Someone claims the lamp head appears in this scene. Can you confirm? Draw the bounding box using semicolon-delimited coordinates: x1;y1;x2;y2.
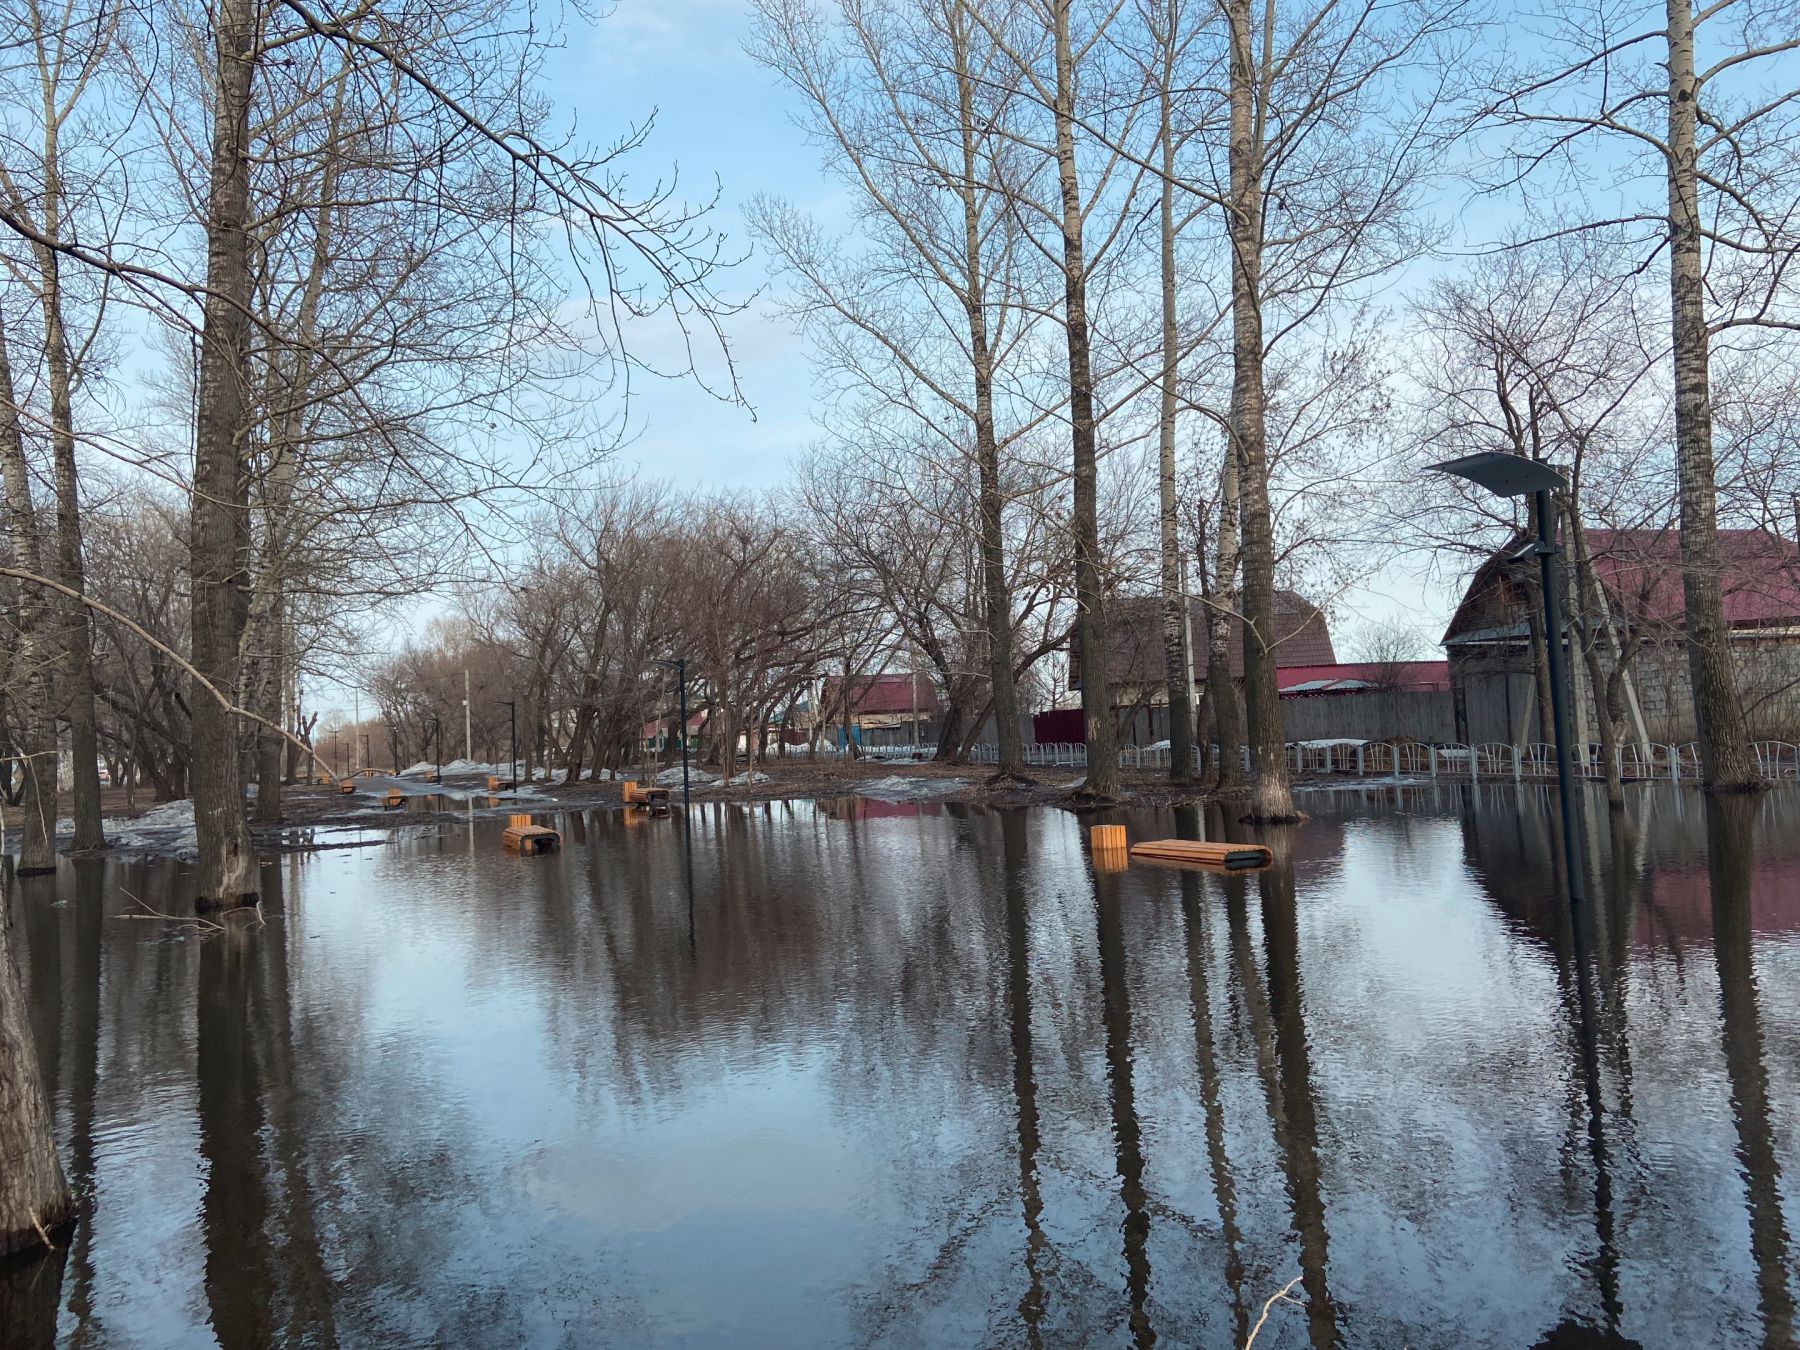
1428;451;1568;498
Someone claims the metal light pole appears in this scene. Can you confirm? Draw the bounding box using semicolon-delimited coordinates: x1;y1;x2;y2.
1430;451;1584;901
656;658;691;808
495;700;517;785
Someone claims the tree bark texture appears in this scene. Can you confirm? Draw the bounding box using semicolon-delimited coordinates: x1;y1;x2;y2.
1226;0;1295;819
32;234;104;852
1665;0;1760;791
0;874;73;1257
954;17;1026;781
189;0;262;903
1206;449;1245;790
0;327;59;875
1156;30;1195;782
1051;0;1117;796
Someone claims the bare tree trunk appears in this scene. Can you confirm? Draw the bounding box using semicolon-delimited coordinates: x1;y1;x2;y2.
1051;0;1117;797
1206;449;1245;791
0;868;73;1256
1226;0;1295;820
1665;0;1760;792
34;245;104;852
253;603;284;823
951;13;1026;782
189;0;261;905
1566;502;1623;805
1156;24;1195;783
0;328;59;875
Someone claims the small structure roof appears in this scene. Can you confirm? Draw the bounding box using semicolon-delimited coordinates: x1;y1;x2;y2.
1444;526;1800;644
821;672;938;715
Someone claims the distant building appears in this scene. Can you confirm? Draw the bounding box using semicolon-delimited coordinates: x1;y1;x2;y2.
820;673;939;748
1442;527;1800;743
1069;591;1336;743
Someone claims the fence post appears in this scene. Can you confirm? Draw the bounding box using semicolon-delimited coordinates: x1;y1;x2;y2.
1429;746;1437;776
1670;745;1679;783
1356;745;1365;775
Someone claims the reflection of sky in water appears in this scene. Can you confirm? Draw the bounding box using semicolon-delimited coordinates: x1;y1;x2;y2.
4;785;1797;1348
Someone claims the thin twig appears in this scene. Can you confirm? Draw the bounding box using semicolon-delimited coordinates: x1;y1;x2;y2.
116;886;226;934
1243;1277;1304;1349
30;1210;59;1254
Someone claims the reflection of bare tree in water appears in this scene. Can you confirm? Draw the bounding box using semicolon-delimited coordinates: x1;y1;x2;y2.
1000;811;1048;1347
1705;797;1795;1350
60;858;103;1347
1254;828;1339;1349
1092;846;1156;1348
1172;805;1250;1347
196;861;338;1349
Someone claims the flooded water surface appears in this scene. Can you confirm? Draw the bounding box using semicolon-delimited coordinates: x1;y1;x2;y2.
4;787;1798;1348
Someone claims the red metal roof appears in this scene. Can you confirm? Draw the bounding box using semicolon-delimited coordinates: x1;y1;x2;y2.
1582;528;1800;627
822;673;938;716
1277;661;1450;694
1447;527;1800;643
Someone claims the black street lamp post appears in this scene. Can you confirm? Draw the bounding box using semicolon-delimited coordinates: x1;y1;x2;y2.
655;658;691;808
494;700;517;787
1430;451;1584;901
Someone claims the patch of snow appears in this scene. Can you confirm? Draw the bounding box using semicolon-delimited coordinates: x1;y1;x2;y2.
1296;738;1369;749
656;766;719;787
101;798;199;858
714;770;773;786
858;775;966;801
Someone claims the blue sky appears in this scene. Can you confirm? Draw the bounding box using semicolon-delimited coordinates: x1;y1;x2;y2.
545;0;828;488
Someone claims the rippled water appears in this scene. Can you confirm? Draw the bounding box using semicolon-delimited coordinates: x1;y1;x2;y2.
3;786;1797;1348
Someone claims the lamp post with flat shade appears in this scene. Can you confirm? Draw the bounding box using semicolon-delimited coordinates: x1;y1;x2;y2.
1429;451;1584;902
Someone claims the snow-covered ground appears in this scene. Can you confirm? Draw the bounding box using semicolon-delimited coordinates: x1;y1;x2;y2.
857;775;967;801
55;798;201;859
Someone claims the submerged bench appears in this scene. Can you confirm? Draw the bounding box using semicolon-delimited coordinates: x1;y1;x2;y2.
502;814;560;854
1129;839;1274;870
622;780;671;807
382;788;405;810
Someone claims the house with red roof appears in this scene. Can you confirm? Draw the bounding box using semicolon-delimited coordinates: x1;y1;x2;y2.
819;672;938;748
1442;526;1800;743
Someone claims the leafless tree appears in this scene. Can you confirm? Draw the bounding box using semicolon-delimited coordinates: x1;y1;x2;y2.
1477;0;1800;789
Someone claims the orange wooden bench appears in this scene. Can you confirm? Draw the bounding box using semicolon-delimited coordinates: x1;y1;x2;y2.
622;780;671;806
382;788;405;810
502;814;560;853
337;778;356;794
487;774;517;791
1128;839;1273;870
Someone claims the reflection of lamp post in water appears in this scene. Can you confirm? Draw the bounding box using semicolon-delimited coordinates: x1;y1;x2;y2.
1428;451;1584;902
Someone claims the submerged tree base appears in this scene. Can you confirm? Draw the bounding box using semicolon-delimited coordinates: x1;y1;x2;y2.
193;892;260;914
1238;809;1309;825
985;770;1036;789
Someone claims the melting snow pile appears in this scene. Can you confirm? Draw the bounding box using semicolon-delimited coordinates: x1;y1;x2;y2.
102;799;200;858
857;775;965;801
655;766;720;787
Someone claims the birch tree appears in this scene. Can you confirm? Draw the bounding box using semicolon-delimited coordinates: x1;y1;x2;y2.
1481;0;1800;789
1208;0;1464;819
0;0;121;852
748;0;1054;780
0;320;58;873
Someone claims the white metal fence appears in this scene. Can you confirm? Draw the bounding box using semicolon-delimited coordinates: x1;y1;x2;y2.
969;739;1800;782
